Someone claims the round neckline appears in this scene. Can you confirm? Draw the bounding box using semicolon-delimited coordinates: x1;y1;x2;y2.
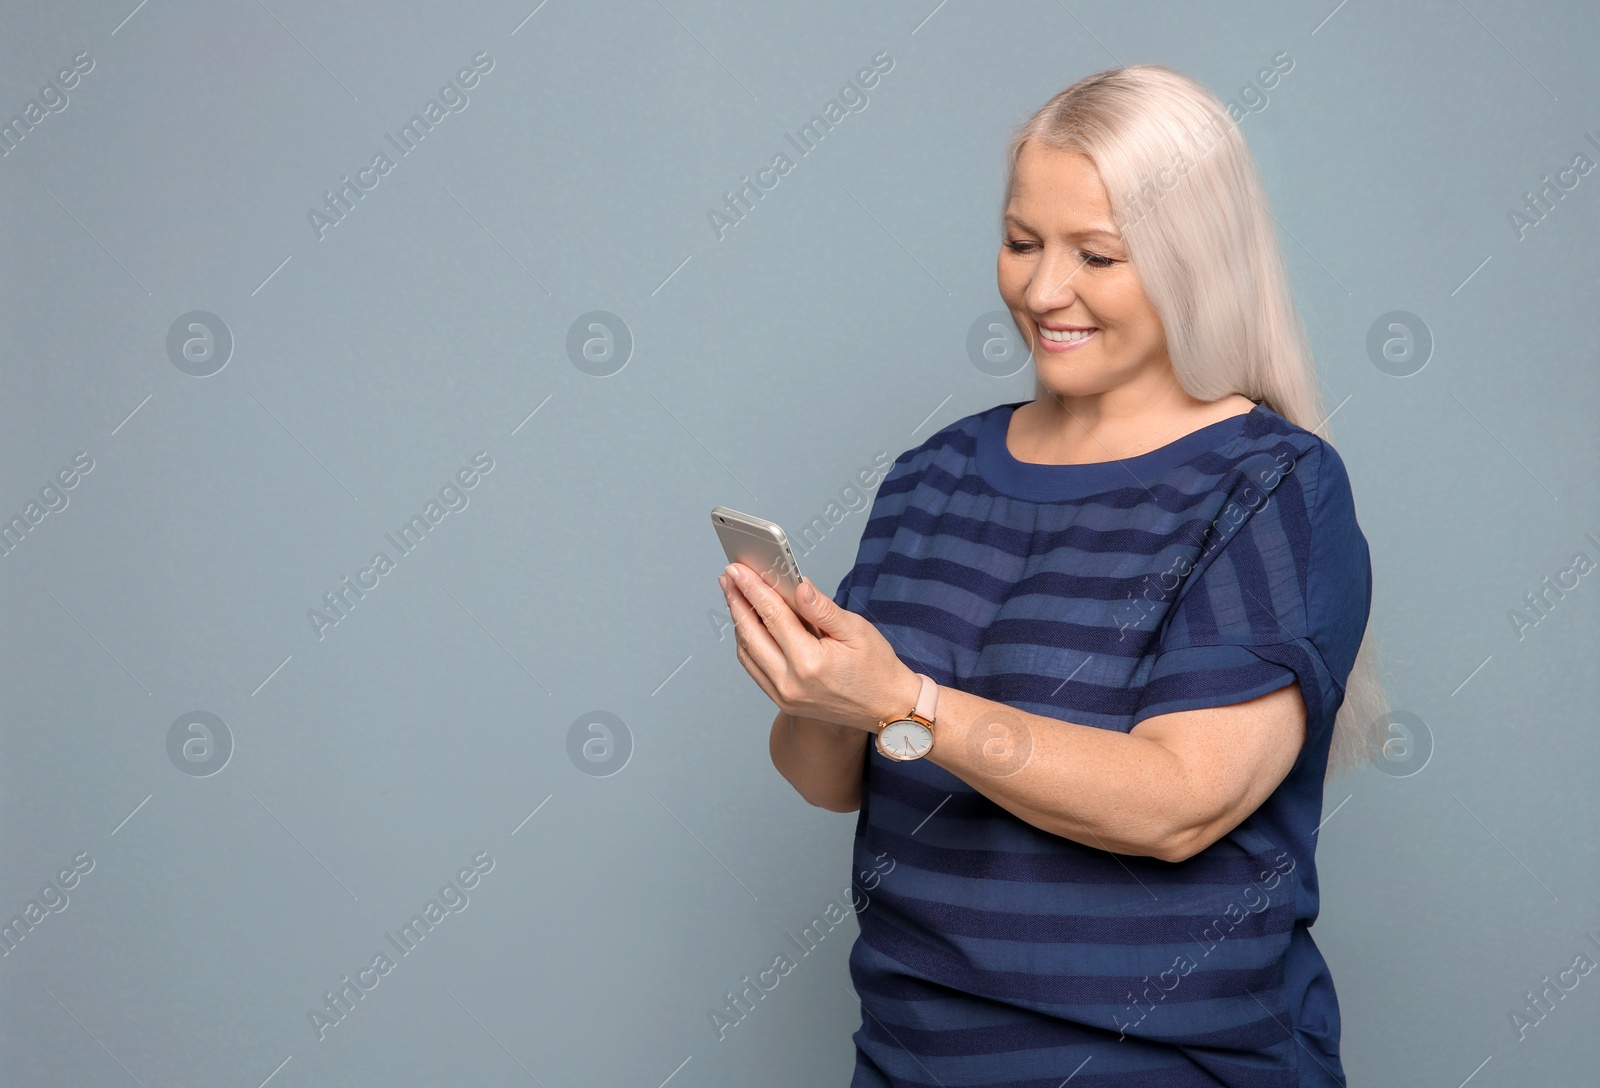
975;400;1262;502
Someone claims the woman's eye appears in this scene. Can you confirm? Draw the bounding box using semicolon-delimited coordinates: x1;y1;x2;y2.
1004;240;1037;254
1081;252;1115;268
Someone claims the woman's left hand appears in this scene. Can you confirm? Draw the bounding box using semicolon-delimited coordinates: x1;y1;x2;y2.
719;563;919;733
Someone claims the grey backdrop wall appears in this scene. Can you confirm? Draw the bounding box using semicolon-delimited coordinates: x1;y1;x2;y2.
3;1;1597;1085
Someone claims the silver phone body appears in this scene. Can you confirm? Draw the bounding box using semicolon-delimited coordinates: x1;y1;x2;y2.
710;506;822;636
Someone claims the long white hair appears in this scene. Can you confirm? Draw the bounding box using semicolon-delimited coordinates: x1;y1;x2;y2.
1001;64;1389;781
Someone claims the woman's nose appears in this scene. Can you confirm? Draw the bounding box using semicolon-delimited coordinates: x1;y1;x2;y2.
1027;252;1082;312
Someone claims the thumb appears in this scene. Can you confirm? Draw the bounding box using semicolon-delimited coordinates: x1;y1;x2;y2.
796;576;853;638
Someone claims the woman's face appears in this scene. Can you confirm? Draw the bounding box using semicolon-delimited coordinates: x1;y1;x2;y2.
997;141;1170;399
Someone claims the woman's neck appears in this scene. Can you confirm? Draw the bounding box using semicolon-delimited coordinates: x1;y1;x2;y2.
1009;388;1256;466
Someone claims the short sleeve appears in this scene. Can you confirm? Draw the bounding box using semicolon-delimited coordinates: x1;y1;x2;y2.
1131;441;1371;734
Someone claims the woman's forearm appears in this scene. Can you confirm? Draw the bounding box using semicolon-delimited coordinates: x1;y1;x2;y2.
769;710;869;812
922;685;1187;857
922;683;1302;862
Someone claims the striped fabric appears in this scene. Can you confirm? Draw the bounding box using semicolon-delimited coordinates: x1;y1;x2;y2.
832;399;1371;1087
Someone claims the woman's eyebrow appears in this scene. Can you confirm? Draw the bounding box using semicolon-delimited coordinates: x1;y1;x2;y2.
1002;214;1122;242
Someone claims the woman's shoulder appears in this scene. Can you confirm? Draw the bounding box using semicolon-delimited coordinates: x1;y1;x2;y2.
1219;401;1357;515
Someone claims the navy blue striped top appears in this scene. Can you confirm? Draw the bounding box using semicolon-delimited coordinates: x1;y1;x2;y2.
833;399;1370;1088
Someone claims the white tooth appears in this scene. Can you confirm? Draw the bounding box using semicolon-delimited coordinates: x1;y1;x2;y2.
1040;327;1094;342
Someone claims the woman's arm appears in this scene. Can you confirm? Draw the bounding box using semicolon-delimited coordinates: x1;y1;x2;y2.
722;562;1305;863
921;681;1304;862
768;710;869;812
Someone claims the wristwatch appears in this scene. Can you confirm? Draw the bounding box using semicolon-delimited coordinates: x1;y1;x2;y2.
875;673;939;761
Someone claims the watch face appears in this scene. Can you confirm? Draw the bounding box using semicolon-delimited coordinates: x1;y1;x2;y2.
878;719;934;761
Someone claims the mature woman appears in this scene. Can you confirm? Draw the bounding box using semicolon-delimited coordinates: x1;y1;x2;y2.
718;64;1385;1087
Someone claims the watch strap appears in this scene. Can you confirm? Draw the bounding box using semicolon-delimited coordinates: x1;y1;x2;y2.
912;673;938;723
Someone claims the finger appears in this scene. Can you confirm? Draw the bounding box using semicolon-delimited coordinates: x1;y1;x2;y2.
794;575;850;639
723;568;783;663
723;580;785;706
727;562;809;666
723;571;794;701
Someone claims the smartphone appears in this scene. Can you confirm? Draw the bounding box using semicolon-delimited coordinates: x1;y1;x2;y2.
710;506;823;637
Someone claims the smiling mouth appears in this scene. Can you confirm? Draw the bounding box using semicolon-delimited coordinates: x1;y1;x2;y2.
1037;324;1097;344
1036;323;1100;352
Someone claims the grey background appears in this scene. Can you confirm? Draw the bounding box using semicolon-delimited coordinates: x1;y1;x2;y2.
2;1;1596;1085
